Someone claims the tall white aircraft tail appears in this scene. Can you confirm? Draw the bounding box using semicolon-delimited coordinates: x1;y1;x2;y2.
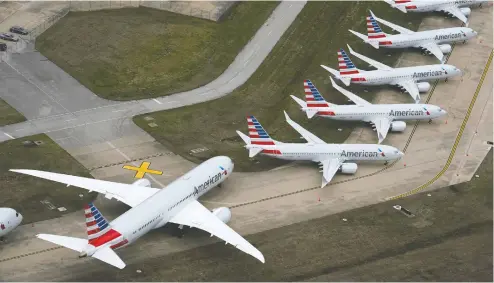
35;203;127;269
237;115;281;158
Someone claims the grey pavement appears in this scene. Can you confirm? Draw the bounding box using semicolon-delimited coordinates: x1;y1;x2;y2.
0;1;306;145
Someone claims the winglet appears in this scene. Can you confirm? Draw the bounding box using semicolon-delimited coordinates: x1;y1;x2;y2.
329;77;371;106
283;110;291;122
346;44;355;55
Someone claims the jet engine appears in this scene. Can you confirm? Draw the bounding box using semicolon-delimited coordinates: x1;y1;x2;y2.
417;82;431;92
338;163;358;174
390;121;406;132
132;178;151;187
438;44;452;54
460;7;471;17
212;207;232;224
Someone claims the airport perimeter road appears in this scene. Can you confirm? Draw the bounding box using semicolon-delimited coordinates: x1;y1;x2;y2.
0;1;306;143
0;8;491;281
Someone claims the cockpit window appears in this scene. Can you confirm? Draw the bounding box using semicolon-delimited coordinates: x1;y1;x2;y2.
16;212;19;217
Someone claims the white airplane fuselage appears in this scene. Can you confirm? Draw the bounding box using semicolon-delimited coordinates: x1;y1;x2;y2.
344;64;461;87
397;0;488;12
374;27;477;48
304;103;446;122
81;156;233;257
0;208;23;238
247;143;402;162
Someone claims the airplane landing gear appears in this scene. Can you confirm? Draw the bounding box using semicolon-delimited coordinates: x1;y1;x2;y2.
173;224;185;238
428;119;433;124
384;161;389;166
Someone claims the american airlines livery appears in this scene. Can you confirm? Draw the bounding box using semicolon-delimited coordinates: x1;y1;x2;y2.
320;45;462;103
349;10;478;62
0;208;23;240
291;78;447;143
236;112;404;188
10;157;264;269
384;0;490;25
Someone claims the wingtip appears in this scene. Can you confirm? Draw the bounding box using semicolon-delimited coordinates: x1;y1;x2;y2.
283;110;290;121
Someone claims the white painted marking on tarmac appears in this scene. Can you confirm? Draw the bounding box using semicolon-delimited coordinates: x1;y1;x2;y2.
112;109;126;113
65;118;77;122
4;133;14;139
289;4;292;8
14;128;24;132
166;101;178;104
153;99;162;104
106;141;132;161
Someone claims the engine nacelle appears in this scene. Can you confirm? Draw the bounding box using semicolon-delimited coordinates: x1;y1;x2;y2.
460;7;471;17
212;207;232;224
132;178;151;187
390;121;406;132
338;163;358;174
438;44;452;54
417;82;431;92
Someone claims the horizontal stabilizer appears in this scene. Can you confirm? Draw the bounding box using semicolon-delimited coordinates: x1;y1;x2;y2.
92;246;126;269
349;29;367;41
236;130;251;145
290;95;307;109
306;109;318;119
36;234;88;253
340;77;351;86
395;5;407;12
320;65;339;77
249;148;263;158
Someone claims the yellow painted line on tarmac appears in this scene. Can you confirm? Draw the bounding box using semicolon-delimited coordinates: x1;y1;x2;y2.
387;50;494;200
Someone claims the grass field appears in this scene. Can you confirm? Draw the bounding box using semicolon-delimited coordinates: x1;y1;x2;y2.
0;98;25;126
0;134;96;224
35;2;279;101
75;149;493;282
134;1;424;172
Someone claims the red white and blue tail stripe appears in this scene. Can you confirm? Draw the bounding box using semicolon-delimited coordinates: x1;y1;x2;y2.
85;203;111;240
247;116;275;145
367;14;386;39
338;48;359;75
304;80;329;108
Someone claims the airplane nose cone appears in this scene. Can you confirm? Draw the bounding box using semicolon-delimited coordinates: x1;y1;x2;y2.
399;151;405;157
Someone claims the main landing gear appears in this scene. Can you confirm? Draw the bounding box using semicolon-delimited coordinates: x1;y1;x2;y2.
173;224;186;238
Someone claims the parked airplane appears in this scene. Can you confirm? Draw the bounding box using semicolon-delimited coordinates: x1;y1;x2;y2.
349;10;477;62
236;112;404;188
0;208;23;240
320;45;462;103
10;156;264;269
291;78;447;143
384;0;489;25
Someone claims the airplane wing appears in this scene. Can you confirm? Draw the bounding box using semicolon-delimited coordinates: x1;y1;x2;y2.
330;77;371;106
370;10;414;34
283;111;326;144
394;80;421;103
347;44;393;71
370;117;392;144
169;200;265;263
437;5;468;24
416;42;445;62
319;158;344;188
9;169;160;207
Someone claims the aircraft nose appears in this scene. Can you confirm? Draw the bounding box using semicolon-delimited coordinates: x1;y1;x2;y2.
398;151;404;157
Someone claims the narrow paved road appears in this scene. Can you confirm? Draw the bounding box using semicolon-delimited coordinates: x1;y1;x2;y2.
0;1;306;143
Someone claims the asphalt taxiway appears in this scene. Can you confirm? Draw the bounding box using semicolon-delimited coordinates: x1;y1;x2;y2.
0;4;492;281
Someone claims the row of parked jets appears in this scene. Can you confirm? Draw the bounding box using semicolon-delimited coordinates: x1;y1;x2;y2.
0;0;490;271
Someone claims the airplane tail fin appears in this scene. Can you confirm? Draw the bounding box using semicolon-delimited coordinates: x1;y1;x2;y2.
366;13;387;39
242;116;280;158
84;203;112;240
302;80;335;118
337;48;360;77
